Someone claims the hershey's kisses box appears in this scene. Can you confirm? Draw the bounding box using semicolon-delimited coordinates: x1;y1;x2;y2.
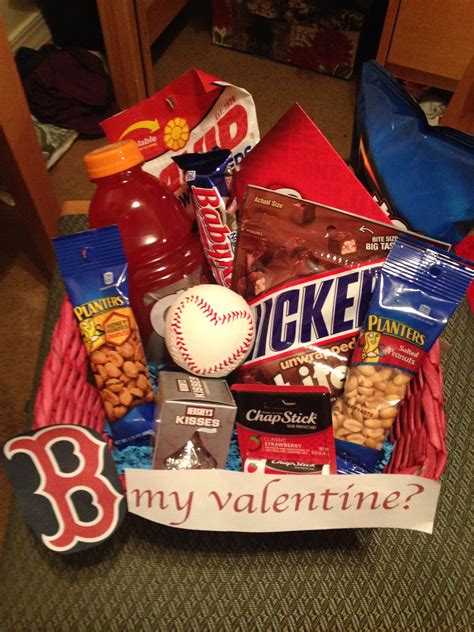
152;371;237;470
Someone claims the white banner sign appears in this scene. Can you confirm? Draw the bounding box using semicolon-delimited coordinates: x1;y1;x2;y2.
125;470;441;534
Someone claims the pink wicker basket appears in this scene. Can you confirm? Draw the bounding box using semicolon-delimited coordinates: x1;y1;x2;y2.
33;297;447;480
33;298;110;445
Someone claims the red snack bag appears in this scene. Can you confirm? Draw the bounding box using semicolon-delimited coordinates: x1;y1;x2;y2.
232;384;336;473
232;186;447;400
233;103;391;225
101;69;259;216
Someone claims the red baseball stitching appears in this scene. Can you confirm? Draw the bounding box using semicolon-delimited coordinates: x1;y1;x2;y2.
170;294;254;374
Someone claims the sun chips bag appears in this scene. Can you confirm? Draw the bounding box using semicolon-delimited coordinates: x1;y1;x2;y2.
101;68;259;216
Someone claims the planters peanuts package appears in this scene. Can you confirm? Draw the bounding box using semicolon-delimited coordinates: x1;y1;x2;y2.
333;234;474;469
53;226;155;449
352;61;474;245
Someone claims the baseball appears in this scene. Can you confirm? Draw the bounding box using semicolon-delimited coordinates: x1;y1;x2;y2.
164;284;255;378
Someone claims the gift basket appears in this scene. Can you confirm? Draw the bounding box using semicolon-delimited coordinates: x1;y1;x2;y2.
33;295;447;479
3;67;473;554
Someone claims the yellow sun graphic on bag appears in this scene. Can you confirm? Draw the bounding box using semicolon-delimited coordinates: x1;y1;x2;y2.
163;117;190;151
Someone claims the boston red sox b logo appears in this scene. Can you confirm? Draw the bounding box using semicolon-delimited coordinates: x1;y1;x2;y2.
2;425;126;553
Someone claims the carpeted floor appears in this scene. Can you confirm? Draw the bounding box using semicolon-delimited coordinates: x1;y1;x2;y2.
1;214;473;632
1;5;474;630
0;2;357;546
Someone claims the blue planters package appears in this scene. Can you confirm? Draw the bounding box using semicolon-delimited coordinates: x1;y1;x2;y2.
352;61;474;245
53;226;155;449
333;234;474;466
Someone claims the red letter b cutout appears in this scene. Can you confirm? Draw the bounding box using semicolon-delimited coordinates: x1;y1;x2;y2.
2;425;126;553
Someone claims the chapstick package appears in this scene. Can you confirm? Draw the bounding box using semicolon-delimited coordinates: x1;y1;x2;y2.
232;384;337;473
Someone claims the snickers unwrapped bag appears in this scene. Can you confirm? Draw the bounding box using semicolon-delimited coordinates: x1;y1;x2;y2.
232;186;447;402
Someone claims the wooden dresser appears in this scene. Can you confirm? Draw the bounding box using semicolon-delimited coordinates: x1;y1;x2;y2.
376;0;474;92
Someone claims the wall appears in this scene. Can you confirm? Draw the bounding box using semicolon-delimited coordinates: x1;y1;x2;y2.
2;0;50;51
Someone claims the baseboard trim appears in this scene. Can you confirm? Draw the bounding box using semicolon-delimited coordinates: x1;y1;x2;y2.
9;11;51;52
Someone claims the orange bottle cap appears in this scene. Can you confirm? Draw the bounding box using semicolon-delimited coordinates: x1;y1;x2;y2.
84;140;144;179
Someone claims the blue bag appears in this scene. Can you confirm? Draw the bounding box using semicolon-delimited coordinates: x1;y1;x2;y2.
352;61;474;245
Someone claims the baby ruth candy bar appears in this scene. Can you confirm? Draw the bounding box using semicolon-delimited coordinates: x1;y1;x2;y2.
173;149;238;288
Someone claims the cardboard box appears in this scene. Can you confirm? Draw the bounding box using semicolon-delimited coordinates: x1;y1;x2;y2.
152;371;237;470
212;0;365;79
